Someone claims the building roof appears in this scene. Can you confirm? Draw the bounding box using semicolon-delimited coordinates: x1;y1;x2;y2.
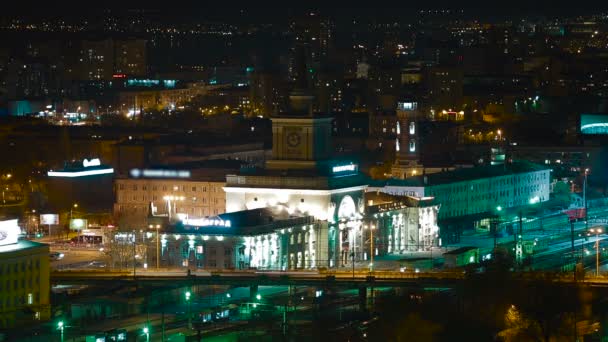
0;239;49;254
380;161;549;188
443;246;479;255
364;192;437;214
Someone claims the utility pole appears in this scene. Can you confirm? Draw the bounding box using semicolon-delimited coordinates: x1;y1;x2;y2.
584;168;589;230
351;252;355;279
515;212;523;268
370;225;375;272
156;225;161;269
133;230;137;279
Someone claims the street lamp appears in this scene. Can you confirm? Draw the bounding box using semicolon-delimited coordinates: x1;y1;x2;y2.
70;203;78;220
588;227;603;277
149;224;162;269
57;321;64;342
584;168;590;230
132;230;137;278
142;326;150;342
364;224;376;272
185;291;192;329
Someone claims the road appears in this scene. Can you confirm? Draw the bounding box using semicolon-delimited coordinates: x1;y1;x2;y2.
50;246;109;269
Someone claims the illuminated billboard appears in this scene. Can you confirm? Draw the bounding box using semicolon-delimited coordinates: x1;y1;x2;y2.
40;214;59;225
69;219;87;230
0;219;20;246
581;114;608;135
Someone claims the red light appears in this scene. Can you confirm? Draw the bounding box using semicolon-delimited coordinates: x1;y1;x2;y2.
112;74;126;79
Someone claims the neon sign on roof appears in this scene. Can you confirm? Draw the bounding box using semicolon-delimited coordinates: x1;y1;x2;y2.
48;168;114;177
332;164;357;173
183;218;231;227
83;158;101;167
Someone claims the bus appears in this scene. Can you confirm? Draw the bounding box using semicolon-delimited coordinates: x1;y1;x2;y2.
70;235;102;245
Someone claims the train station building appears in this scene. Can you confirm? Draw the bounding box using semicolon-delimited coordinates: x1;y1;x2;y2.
133;82;440;270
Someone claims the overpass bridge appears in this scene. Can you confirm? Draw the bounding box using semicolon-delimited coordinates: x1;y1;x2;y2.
50;269;608;289
50;269;467;288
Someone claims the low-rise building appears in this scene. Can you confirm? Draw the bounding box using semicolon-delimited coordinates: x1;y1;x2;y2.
113;163;233;229
370;161;552;243
0;219;50;328
443;246;480;268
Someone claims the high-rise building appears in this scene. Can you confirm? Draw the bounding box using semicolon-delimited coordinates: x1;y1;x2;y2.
77;39;147;81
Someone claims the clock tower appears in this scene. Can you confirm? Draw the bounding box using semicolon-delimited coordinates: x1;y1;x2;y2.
266;46;333;170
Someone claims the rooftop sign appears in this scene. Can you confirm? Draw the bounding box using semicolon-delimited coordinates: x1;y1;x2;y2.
332;164;357;173
183;218;231;227
48;168;114;178
83;158;101;168
130;169;191;179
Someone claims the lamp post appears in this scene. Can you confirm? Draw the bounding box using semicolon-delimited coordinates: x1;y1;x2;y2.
570;219;577;281
57;321;64;342
366;224;376;272
69;203;78;239
149;224;162;269
132;230;137;278
70;203;78;221
185;291;192;329
584;168;589;230
142;326;150;342
588;227;603;277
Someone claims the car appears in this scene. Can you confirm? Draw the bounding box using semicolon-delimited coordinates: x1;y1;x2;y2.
49;252;64;260
88;261;107;268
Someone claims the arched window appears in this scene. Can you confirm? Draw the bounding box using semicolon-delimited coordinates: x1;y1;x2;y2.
409;141;416;152
409;122;415;135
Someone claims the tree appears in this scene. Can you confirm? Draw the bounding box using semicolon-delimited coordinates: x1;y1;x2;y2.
552;181;572;208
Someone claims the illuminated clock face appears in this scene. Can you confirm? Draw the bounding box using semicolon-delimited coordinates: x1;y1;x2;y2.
286;132;301;147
